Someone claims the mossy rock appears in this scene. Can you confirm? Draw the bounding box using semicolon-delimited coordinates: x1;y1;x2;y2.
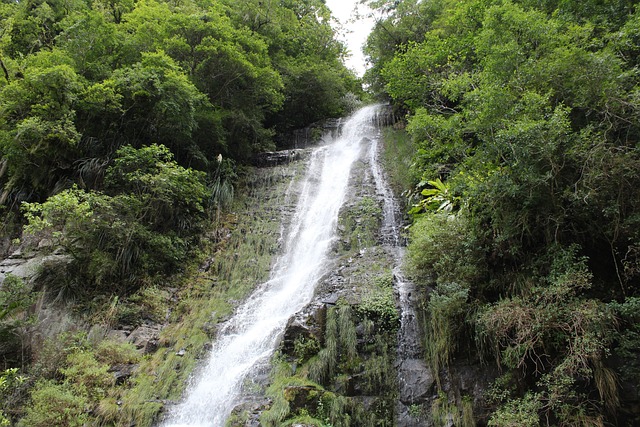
284;385;325;415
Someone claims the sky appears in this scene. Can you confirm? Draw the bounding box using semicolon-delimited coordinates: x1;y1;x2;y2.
324;0;376;77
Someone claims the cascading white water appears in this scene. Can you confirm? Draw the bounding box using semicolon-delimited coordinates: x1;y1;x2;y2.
162;105;382;427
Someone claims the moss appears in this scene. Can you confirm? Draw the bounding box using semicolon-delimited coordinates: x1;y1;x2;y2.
9;163;306;426
338;196;383;253
380;127;417;201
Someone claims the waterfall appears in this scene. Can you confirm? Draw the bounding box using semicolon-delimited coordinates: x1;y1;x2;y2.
162;104;383;427
368;130;424;426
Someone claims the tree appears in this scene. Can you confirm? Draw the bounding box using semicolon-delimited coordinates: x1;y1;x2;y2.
0;50;83;206
23;144;209;291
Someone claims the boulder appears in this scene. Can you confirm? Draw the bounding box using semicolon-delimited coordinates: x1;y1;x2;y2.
0;253;72;287
398;358;435;405
281;316;320;359
127;324;162;354
110;363;138;385
284;385;323;413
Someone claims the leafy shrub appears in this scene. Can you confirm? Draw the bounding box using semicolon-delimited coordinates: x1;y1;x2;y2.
357;286;399;332
477;245;618;421
22;144;209;294
424;282;469;385
488;393;541;427
407;211;486;287
0;368;27;426
18;381;89;427
61;351;114;399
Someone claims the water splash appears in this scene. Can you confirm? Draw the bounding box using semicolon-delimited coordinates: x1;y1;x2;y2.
162;105;382;427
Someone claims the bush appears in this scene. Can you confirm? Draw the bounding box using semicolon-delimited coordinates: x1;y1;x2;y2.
407;211;486;287
425;282;469;384
22;144;210;294
61;351;114;399
18;381;89;427
357;286;400;333
488;394;541;427
477;245;618;421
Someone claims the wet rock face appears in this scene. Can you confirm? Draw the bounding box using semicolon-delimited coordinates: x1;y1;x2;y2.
398;358;435;404
252;149;305;167
281;315;321;357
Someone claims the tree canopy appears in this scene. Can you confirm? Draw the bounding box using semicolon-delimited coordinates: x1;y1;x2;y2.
0;0;361;210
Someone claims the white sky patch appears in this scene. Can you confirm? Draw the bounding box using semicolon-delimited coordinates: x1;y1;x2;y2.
325;0;376;77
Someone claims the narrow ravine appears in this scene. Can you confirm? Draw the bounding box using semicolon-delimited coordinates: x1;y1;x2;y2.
162;105;384;427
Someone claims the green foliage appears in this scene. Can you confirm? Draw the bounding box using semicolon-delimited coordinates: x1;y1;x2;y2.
478;246;618;421
367;0;640;423
608;297;640;392
0;0;360;210
61;351;114;399
488;393;541;427
18;380;89;427
105;144;209;233
0;275;37;363
430;392;475;427
407;212;485;287
0;367;27;426
357;282;400;333
424;283;469;386
409;177;459;216
22;144;209;294
94;339;140;366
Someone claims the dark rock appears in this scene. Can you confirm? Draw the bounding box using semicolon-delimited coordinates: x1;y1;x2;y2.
334;373;362;396
398;358;434;405
199;257;215;272
127;324;162;354
281;316;320;358
110;363;138;385
284;385;323;413
321;293;339;305
252;149;305;167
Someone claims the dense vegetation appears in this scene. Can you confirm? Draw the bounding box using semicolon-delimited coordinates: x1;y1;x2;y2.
0;0;360;308
4;0;640;424
364;0;640;425
0;0;362;233
0;0;361;423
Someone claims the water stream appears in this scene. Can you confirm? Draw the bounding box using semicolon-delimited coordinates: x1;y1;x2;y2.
162;105;383;427
368;131;424;426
